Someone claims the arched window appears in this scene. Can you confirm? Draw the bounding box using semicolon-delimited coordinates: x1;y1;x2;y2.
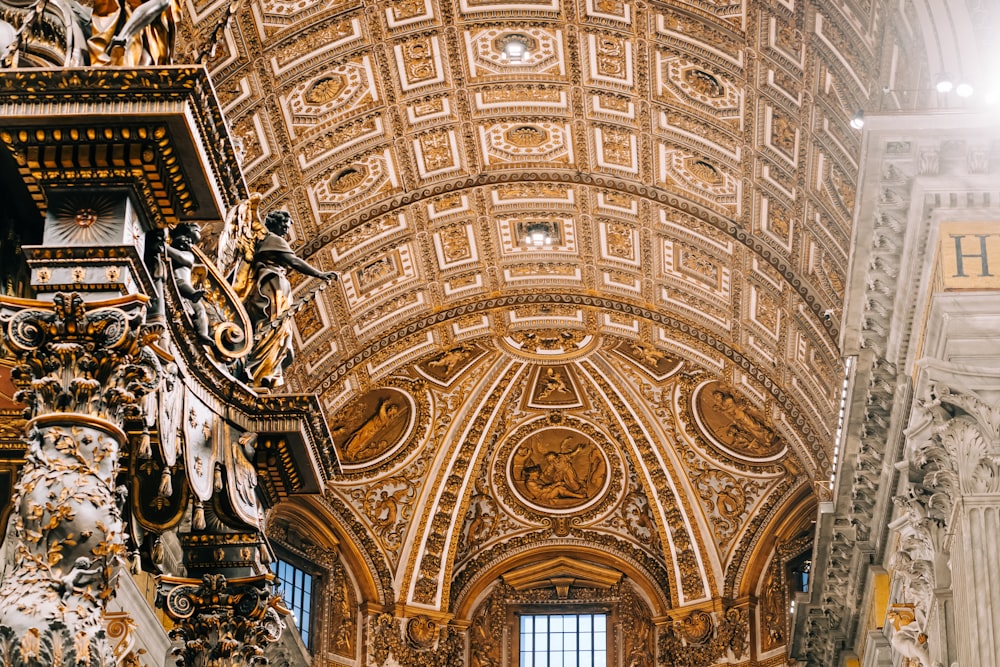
466;557;652;667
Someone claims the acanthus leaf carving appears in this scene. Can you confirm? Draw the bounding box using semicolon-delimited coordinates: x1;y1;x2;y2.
368;613;463;667
158;573;286;667
0;292;159;665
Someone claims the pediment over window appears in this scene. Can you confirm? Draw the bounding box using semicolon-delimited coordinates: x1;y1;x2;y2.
501;557;622;599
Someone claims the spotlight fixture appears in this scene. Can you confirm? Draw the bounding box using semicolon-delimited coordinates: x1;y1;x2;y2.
956;82;974;98
935;73;954;94
500;34;530;63
849;109;865;130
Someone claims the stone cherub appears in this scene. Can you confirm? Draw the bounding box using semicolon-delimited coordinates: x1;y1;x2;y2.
166;223;213;345
59;557;103;599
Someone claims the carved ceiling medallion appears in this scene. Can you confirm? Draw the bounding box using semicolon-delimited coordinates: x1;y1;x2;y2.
493;418;624;521
508;426;609;513
505;125;548;147
685;158;723;185
330;166;368;193
331;387;416;468
681;68;725;99
303;74;348;105
692;381;786;462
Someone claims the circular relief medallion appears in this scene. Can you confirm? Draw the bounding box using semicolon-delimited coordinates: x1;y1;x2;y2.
507;427;610;514
331;388;414;468
692;381;785;461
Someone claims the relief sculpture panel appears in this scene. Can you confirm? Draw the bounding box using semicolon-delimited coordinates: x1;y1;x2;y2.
332;388;414;467
507;427;609;513
693;381;784;461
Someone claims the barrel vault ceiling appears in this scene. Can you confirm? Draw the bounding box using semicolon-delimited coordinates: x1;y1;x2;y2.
180;0;930;626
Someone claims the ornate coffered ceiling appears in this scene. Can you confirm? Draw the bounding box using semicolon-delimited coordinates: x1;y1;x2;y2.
177;0;928;637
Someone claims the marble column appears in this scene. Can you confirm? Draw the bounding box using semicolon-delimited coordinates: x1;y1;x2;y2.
950;499;1000;664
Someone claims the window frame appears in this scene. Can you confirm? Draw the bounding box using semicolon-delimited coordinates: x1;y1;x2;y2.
273;554;318;651
510;603;616;667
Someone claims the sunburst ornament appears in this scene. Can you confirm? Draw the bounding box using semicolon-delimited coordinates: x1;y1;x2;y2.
47;193;123;245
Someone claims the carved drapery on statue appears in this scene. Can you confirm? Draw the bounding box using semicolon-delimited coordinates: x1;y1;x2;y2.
0;292;158;665
140;212;337;663
0;0;179;68
233;211;335;389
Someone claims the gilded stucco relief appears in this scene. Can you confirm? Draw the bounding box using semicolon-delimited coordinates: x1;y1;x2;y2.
0;0;975;658
100;0;917;661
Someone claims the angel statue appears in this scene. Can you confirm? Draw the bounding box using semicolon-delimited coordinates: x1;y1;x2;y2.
220;208;336;388
88;0;179;66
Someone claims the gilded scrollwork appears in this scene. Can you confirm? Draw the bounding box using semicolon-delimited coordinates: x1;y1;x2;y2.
657;605;749;667
759;556;787;652
368;614;463;667
455;475;524;564
683;449;770;551
348;452;426;567
467;584;509;667
330;558;358;658
606;466;663;558
619;580;655;667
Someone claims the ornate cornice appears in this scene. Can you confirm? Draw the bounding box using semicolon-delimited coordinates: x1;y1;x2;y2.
311;293;829;454
0;67;247;224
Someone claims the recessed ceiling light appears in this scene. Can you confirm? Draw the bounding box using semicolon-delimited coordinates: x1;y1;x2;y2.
523;222;553;246
935;73;954;94
956;82;974;98
501;35;530;63
849;110;864;130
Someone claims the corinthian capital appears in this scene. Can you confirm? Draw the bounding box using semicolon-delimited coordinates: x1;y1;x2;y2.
912;384;1000;496
0;292;158;423
158;573;287;667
